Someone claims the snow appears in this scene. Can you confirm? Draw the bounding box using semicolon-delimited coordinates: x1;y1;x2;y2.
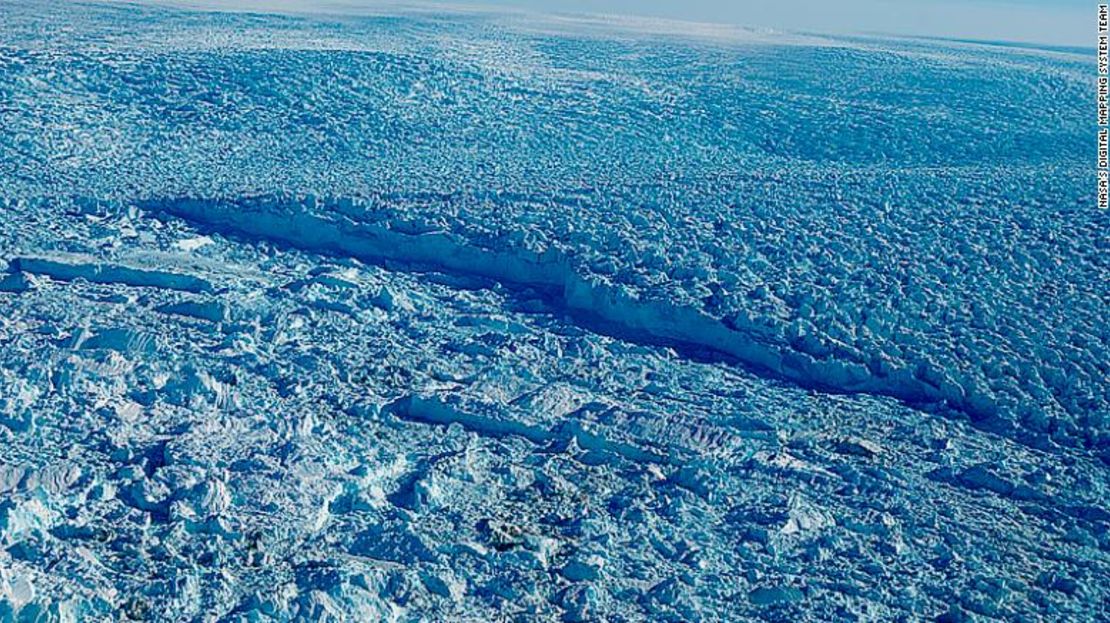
0;0;1106;621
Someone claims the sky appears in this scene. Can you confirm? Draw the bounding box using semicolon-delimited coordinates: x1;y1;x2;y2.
138;0;1091;47
459;0;1089;47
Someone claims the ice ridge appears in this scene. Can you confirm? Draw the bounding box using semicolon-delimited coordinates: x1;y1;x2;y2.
143;195;1042;453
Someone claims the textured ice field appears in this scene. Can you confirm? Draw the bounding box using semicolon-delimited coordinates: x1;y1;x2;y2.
1;1;1107;621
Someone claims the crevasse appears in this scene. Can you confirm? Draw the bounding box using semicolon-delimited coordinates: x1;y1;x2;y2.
144;196;1019;447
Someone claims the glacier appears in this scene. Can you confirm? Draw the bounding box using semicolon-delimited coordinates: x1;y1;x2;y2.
0;1;1106;621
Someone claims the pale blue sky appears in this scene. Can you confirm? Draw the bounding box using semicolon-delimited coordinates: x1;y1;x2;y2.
449;0;1089;47
143;1;1090;47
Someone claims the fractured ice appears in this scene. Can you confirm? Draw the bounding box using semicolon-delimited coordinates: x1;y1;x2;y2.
0;1;1106;621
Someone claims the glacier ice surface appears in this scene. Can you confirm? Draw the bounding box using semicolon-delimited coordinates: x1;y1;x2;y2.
0;0;1107;621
